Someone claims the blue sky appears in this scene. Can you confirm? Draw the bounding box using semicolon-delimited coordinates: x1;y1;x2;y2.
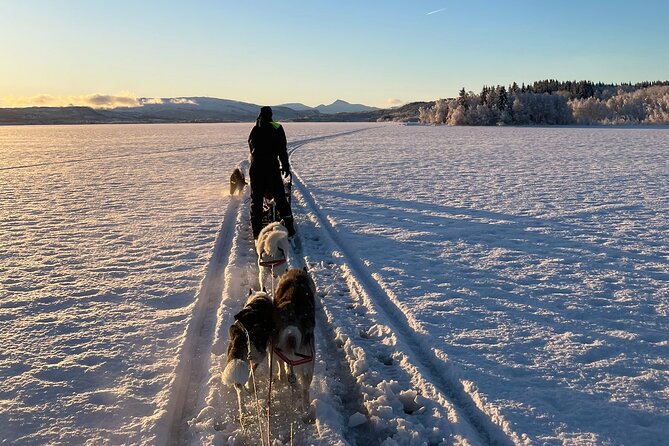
1;0;668;107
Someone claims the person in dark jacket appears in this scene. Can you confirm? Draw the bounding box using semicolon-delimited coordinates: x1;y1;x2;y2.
248;106;295;239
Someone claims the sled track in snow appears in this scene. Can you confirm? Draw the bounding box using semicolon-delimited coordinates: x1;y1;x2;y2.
0;141;244;171
161;196;241;446
162;128;373;445
288;144;520;446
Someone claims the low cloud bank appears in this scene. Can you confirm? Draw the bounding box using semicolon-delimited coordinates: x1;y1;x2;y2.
2;92;141;108
1;94;201;109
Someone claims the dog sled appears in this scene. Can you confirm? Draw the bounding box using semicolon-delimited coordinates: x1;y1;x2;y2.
261;173;292;228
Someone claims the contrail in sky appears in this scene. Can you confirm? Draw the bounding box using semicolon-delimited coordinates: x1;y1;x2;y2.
426;7;447;15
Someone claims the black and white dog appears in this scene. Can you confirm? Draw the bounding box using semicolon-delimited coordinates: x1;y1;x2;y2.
273;268;316;412
222;290;275;391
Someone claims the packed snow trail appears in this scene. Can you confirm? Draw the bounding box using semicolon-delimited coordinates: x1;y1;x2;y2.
287;144;524;446
4;123;666;445
168;129;374;445
160;195;242;446
170;127;525;445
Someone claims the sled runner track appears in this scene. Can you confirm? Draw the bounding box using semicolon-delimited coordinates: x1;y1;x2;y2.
159;128;374;445
288;237;385;446
1;141;244;171
160;196;242;446
288;151;520;445
287;127;372;153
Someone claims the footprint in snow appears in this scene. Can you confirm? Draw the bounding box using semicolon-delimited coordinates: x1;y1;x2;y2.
377;353;393;366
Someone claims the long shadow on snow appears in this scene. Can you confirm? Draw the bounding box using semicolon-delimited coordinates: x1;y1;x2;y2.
304;187;667;443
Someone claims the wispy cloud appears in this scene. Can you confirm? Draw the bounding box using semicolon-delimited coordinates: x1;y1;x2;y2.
2;92;140;108
426;7;447;16
386;98;404;107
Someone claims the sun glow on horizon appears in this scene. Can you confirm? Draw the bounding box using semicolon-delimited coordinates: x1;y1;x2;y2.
1;92;141;109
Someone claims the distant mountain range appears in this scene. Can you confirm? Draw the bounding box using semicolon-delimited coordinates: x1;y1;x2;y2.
277;99;379;114
0;97;400;125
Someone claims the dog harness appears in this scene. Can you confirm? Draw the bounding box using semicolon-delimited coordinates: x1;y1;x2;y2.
258;247;287;268
258;257;287;267
273;343;315;366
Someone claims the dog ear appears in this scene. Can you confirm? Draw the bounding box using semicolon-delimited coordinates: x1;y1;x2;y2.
234;307;257;330
233;310;246;325
261;286;266;293
249;288;253;296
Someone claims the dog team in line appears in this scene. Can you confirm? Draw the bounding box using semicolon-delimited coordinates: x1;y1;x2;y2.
223;106;316;419
221;222;316;416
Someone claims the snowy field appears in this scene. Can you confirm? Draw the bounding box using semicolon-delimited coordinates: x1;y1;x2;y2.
1;123;668;445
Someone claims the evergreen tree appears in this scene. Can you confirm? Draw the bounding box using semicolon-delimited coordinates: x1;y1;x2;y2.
458;88;468;109
486;87;498;108
480;86;489;105
497;86;509;111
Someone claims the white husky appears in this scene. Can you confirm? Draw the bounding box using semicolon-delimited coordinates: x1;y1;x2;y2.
255;221;289;292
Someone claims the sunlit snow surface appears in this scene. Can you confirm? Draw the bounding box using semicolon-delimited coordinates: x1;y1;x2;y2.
1;123;668;445
290;125;669;445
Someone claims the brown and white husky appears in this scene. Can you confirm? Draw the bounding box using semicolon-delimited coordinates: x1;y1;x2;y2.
272;268;316;412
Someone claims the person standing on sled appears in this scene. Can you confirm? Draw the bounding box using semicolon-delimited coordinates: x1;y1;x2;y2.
248;106;295;239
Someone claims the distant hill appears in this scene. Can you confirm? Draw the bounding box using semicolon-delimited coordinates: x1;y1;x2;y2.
276;102;314;111
277;99;379;114
0;96;414;125
315;99;378;114
128;97;316;122
0;106;135;125
0;97;318;125
295;101;432;122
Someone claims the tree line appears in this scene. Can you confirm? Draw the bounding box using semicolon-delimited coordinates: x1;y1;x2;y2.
419;80;669;125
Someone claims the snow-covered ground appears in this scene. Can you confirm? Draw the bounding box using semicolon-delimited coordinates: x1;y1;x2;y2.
1;123;667;445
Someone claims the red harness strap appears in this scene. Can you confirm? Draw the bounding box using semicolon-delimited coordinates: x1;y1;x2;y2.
273;344;315;366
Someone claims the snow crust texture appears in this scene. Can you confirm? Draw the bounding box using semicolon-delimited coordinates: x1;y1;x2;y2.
2;123;668;445
1;124;249;444
290;124;669;445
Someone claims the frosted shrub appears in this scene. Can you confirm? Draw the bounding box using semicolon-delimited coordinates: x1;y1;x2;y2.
571;97;612;124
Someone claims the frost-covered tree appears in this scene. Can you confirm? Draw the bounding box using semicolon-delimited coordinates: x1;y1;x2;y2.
419;81;669;126
419;99;452;124
570;97;611;124
570;85;669;124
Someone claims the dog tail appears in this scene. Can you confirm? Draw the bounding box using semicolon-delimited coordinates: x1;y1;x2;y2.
279;326;303;355
222;359;249;386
